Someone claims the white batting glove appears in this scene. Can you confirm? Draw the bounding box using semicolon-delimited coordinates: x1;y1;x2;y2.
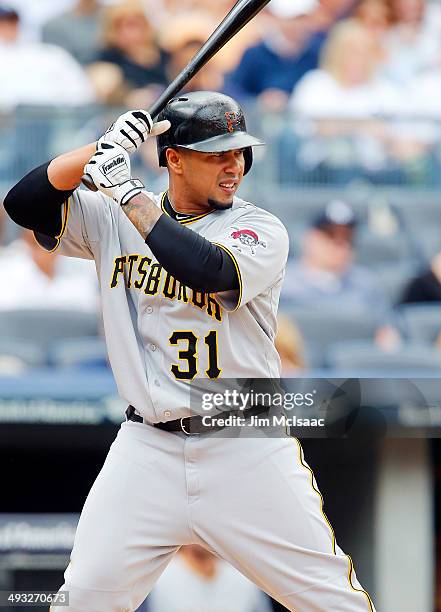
84;142;144;206
98;109;170;154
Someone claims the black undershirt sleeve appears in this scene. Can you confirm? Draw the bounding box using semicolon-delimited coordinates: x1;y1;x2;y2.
3;162;74;236
145;213;239;293
4;164;239;293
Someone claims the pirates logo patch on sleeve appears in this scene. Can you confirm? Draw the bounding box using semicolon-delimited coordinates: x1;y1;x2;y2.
231;228;267;255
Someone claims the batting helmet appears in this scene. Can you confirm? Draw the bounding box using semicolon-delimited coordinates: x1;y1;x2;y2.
156;91;264;175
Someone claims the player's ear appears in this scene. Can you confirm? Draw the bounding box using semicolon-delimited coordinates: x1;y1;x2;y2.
166;147;184;175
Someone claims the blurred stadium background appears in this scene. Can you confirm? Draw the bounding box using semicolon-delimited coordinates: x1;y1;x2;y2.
0;0;441;610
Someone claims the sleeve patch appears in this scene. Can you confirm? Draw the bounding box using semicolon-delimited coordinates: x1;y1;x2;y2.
230;227;267;256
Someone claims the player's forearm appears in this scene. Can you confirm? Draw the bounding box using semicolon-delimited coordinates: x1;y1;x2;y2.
48;142;97;191
122;192;163;239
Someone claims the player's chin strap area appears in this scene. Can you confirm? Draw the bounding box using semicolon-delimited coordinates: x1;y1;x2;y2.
125;405;269;435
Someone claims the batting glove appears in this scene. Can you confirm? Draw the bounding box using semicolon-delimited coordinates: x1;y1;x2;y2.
98;110;170;154
84;142;144;206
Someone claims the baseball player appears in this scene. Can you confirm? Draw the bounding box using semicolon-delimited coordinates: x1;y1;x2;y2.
4;92;375;612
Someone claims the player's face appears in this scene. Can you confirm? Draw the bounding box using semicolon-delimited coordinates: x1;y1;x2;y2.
178;148;246;210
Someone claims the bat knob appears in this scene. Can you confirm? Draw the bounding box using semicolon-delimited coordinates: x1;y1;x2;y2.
81;174;98;192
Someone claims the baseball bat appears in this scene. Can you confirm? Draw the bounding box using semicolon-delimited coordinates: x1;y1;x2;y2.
82;0;271;190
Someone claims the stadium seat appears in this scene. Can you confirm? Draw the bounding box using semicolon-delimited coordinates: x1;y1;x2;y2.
0;338;45;369
285;223;307;258
391;193;441;229
375;262;419;306
0;309;99;351
355;232;415;268
413;228;441;263
258;188;369;228
397;303;441;344
48;337;108;369
280;306;378;366
327;340;441;373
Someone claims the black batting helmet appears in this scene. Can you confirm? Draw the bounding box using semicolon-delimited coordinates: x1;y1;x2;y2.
156;91;264;175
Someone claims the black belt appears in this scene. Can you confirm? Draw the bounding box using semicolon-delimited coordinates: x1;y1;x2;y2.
125;405;269;435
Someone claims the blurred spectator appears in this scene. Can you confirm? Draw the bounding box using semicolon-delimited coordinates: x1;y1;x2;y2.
385;0;441;118
192;0;238;18
382;0;441;87
158;6;263;75
312;0;359;32
147;545;272;612
159;13;224;92
275;314;307;375
355;0;393;44
156;0;266;73
225;0;321;111
42;0;103;66
400;252;441;304
286;20;421;184
290;20;401;119
0;230;99;312
350;0;392;90
281;201;400;349
0;6;95;108
156;0;238;18
197;0;265;73
5;0;75;40
404;65;441;119
89;0;168;107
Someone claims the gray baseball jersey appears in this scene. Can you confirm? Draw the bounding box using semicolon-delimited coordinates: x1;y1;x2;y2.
54;189;289;422
50;191;375;612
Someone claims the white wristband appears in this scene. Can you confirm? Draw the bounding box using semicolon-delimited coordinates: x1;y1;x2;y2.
113;179;145;206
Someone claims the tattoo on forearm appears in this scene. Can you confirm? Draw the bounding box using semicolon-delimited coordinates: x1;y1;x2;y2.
122;193;162;239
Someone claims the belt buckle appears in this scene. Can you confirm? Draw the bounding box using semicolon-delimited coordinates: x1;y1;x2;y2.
180;417;199;436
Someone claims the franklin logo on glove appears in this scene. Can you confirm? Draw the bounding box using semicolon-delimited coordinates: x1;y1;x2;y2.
84;142;145;206
102;156;125;175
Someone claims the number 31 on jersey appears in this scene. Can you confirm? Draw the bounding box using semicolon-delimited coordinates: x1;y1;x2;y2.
169;330;221;380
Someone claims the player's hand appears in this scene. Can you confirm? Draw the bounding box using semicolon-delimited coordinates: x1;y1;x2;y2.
98;110;171;154
83;142;145;206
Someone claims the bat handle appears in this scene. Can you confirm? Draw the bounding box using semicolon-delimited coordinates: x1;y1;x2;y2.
81;174;98;192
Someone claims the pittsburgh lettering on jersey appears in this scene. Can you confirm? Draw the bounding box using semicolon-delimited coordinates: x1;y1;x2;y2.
110;255;222;322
